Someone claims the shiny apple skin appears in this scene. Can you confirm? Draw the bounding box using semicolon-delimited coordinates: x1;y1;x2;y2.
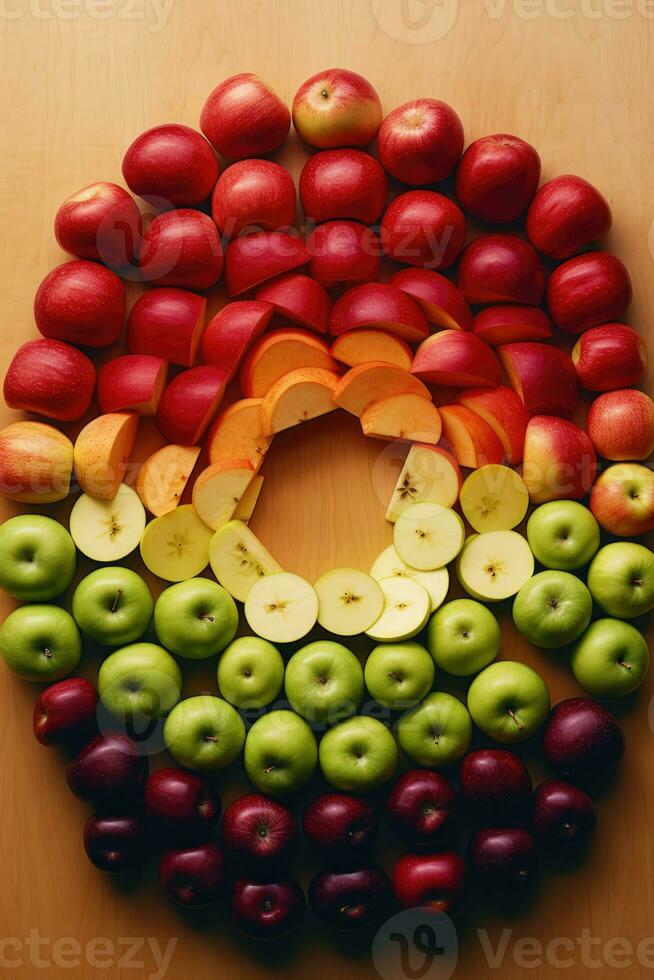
455;134;540;223
145;768;220;843
160;843;225;908
231;878;305;939
391;853;465;914
302;793;376;861
572;323;647;392
457;234;545;305
527;174;612;259
67;733;148;809
84;813;150;874
212;159;296;238
308;220;380;286
386;770;457;846
546;252;632;334
54;181;142;267
469;827;536;889
33;678;98;748
200;72;290;159
543;698;625;780
587;389;654;461
222;794;297;866
459;750;532;826
122;123;219;207
381;190;466;270
292;69;382;150
532;778;597;853
308;866;390;928
378;98;464;185
300;149;387;225
34;259;126;348
139;209;223;290
4;339;96;422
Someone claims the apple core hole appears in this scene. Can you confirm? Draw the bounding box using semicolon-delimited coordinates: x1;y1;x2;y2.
258;826;268;838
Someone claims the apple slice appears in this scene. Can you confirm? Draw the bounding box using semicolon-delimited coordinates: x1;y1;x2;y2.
201;301;273;379
439;405;505;469
225;232;310;296
97;354;168;416
330;283;429;342
157;366;229;445
459;464;529;532
244;572;318;643
386;444;462;522
473;305;553;346
333;362;430;417
209;520;282;602
456;530;534;602
73;412;139;500
136;443;201;517
361;393;442;444
390;268;472;331
260;367;340;436
370;545;449;612
206;398;272;471
256;273;331;335
411;332;501;387
69;483;145;561
140;504;213;581
498;342;578;418
192;460;256;531
233;474;264;523
314;568;384;636
330;329;413;371
394;502;465;571
127;288;206;367
365;577;431;642
240;328;338;397
455;386;529;465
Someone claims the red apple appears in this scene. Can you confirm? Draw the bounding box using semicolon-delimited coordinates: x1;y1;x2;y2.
145;768;220;843
256;273;331;335
498;342;578;417
299;148;387;225
543;698;624;780
302;793;376;861
532;779;597;853
590;462;654;536
292;68;382;149
412;331;501;387
378;98;463;185
522;415;597;504
459;750;532;825
455;386;529;464
34;259;126;348
122;123;219;206
457;234;545;305
33;678;98;747
4;339;96;421
546;251;632;334
67;733;148;809
587;389;654;460
222;794;297;866
211;159;296;239
473;305;552;345
572;323;647;391
139;209;223;290
225;231;309;297
84;813;150;874
391;853;465;913
232;878;305;938
97;354;168;416
469;828;536;890
308;220;380;286
156;365;229;444
387;770;457;846
308;867;390;929
160;843;225;908
526;174;612;259
200;73;290;158
381;190;466;270
54;181;141;268
330;283;429;342
455;134;540;223
127;288;206;367
200;301;273;378
390;268;471;331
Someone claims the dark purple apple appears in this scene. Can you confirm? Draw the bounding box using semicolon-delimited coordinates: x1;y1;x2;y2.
231;878;305;939
221;794;296;866
160;843;225;908
67;733;148;809
386;769;457;845
83;813;150;873
533;778;597;853
459;750;532;825
469;827;536;890
543;698;624;780
308;866;390;929
33;678;98;747
302;793;376;861
145;768;220;843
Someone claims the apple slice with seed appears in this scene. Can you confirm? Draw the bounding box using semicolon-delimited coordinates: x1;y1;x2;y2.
260;367;340;436
386;444;462;522
333;362;430;417
136;444;201;517
69;483;145;562
394;502;465;571
370;545;449;613
140;504;213;582
206;399;272;471
209;520;282;602
192;460;256;531
456;530;534;602
314;568;384;636
365;577;431;642
361;393;442;444
245;572;318;643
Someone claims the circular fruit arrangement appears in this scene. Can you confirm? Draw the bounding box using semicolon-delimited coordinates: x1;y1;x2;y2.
1;68;652;939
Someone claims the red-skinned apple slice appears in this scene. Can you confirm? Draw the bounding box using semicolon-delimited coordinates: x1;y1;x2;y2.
457;234;545;305
156;366;229;445
522;416;597;503
256;273;331;335
206;399;272;471
3;339;96;422
334;362;430;417
308;220;381;287
260;368;340;436
546;251;632;334
361;393;442;444
498;342;578;418
571;323;647;391
97;355;168;416
455;386;529;464
411;332;501;387
390;268;472;331
127;288;207;367
240;329;338;398
329;283;429;343
438;405;504;468
225;232;309;296
136;444;202;517
330;330;413;371
472;306;553;346
192;460;256;531
200;301;273;379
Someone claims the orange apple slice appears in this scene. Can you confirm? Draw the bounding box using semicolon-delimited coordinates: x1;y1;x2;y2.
74;411;139;500
240;328;338;397
233;475;264;523
333;362;430;417
206;398;272;472
260;367;340;436
361;393;442;444
330;330;413;371
136;444;202;517
192;460;256;531
439;405;505;469
456;386;529;464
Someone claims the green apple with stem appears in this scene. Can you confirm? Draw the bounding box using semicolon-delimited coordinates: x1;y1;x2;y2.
154;578;238;660
527;500;600;571
364;642;434;709
426;599;500;677
217;636;284;708
98;642;182;719
467;661;550;743
164;695;246;771
513;571;593;649
0;514;76;601
72;567;153;647
284;640;363;726
571;618;649;697
397;692;472;766
0;604;82;682
588;542;654;619
319;716;398;792
244;709;317;794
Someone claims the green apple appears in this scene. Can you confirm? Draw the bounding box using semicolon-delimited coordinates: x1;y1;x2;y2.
588;542;654;619
0;604;82;682
164;695;245;771
366;577;431;642
571;618;649;697
397;692;472;766
154;578;238;660
467;661;550;743
217;636;284;708
284;640;363;726
527;501;600;571
72;567;153;647
319;716;398;791
426;599;500;677
244;572;318;643
244;709;317;794
513;571;593;649
0;514;76;601
364;642;434;709
98;642;182;719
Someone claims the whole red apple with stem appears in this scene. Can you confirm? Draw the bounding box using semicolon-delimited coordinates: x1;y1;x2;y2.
33;678;98;748
309;867;390;929
145;768;220;843
200;73;290;158
386;770;457;846
160;843;225;908
378;98;463;185
231;878;305;938
84;813;150;874
222;794;297;867
456;134;540;223
532;778;597;854
303;793;376;862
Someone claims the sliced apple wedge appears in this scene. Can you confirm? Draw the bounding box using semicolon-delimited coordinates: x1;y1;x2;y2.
497;342;578;418
240;328;338;397
206;398;272;472
394;502;465;571
70;483;145;562
333;362;430;417
439;405;505;468
390;268;473;331
386;444;462;522
330;330;413;371
73;411;139;500
459;464;529;533
330;283;429;342
157;366;230;445
209;520;282;602
411;331;502;387
361;393;442;444
260;367;340;436
370;545;449;612
140;504;213;582
233;475;264;523
192;460;256;531
136;444;201;517
456;530;534;602
455;386;529;465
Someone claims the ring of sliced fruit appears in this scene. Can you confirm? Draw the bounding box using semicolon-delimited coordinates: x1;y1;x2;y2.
0;66;652;937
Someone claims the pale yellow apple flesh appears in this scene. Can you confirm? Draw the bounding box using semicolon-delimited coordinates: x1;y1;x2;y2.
456;530;534;601
370;544;449;612
460;464;529;533
314;567;384;636
245;572;318;643
365;576;431;642
233;475;264;523
74;412;139;500
394;502;465;571
209;520;282;602
69;483;146;562
140;504;213;582
333;362;430;417
241;329;338;397
192;460;256;531
386;444;462;522
330;330;412;371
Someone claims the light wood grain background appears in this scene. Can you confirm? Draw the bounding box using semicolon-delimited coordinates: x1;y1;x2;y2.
1;1;654;977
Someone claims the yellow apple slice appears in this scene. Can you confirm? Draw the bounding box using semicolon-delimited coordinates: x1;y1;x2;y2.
205;398;272;471
140;504;213;582
260;367;340;436
245;571;318;643
460;464;529;533
456;530;534;602
361;393;441;444
365;577;431;642
330;330;413;371
69;483;145;562
394;502;465;571
136;444;202;517
233;475;264;523
314;568;384;636
209;520;282;602
240;328;338;397
333;362;430;417
386;444;462;523
370;545;449;612
192;460;256;531
73;412;139;500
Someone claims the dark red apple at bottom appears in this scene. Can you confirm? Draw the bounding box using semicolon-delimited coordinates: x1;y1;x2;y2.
391;853;465;914
309;867;390;929
67;733;148;809
386;770;457;845
54;181;141;267
308;220;380;286
469;828;536;890
222;794;297;865
532;779;597;853
34;259;126;348
455;134;540;223
139;209;223;290
33;677;98;747
302;793;376;861
543;698;624;780
231;878;305;939
145;768;220;843
84;813;149;873
459;750;532;825
457;234;545;305
160;843;225;908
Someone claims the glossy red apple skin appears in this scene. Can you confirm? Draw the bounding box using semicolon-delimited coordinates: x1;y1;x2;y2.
224;231;309;297
526;174;612;259
33;678;98;748
222;794;297;866
392;853;465;914
139;209;223;290
54;181;141;267
145;768;221;844
34;259;126;348
97;354;167;416
4;339;96;422
302;793;376;862
84;813;150;874
378;98;463;185
127;287;206;367
156;365;229;445
589;462;654;536
201;301;273;378
390;268;472;331
308;867;390;929
122;123;219;207
459;750;532;826
160;843;225;908
329;283;429;343
469;828;536;890
455;134;540;223
543;698;624;781
498;342;578;418
411;331;502;387
231;878;305;939
523;415;598;504
67;733;148;809
200;72;290;159
292;68;382;149
473;305;552;346
387;770;457;846
300;149;387;225
587;389;654;461
212;160;296;239
546;251;632;334
572;323;647;391
308;220;380;287
381;190;466;270
457;234;545;305
532;778;597;853
256;274;331;335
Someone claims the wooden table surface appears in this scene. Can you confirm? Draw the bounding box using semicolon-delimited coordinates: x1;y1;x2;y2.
1;1;654;978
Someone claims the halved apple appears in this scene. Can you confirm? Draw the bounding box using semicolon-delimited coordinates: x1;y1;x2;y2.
209;520;282;602
256;272;331;335
330;330;413;371
140;504;213;582
201;301;273;379
192;460;256;531
329;283;429;342
97;354;168;416
70;483;146;562
394;502;465;571
334;362;430;417
74;411;139;500
225;232;310;296
455;386;529;464
233;475;264;523
390;268;472;331
459;464;529;532
473;305;553;346
456;530;534;602
260;367;340;436
239;328;338;397
386;444;462;522
361;393;442;444
127;287;207;367
498;342;578;418
439;405;505;468
206;398;272;471
136;443;202;517
411;332;502;387
156;366;229;445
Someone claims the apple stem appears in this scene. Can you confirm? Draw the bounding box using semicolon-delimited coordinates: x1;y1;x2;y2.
111;589;123;613
204;735;218;743
199;614;215;622
264;764;277;773
618;660;632;670
508;709;524;731
43;647;52;659
388;671;402;682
